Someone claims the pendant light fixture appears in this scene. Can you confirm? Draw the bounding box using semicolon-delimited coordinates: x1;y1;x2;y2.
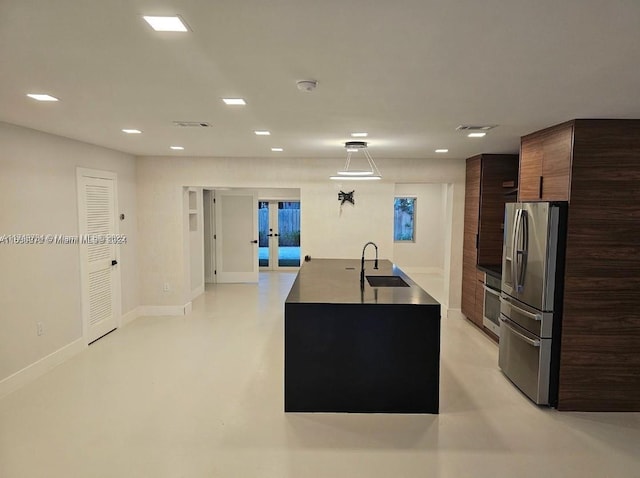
330;141;382;180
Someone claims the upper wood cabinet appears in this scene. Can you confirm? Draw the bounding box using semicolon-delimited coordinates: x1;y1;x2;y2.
519;122;573;201
477;155;519;266
461;154;519;328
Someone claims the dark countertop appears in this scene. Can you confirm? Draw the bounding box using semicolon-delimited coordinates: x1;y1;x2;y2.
285;258;439;306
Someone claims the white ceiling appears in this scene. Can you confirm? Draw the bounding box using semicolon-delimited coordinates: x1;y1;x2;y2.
1;0;639;160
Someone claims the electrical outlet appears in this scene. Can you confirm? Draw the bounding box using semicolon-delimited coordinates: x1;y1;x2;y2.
37;322;44;336
163;283;170;292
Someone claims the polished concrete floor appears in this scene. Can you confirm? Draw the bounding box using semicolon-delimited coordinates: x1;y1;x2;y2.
1;272;639;477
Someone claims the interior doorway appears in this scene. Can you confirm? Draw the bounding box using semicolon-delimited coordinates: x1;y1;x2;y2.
258;200;301;270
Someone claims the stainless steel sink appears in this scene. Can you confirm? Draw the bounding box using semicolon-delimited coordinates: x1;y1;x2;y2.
366;275;410;287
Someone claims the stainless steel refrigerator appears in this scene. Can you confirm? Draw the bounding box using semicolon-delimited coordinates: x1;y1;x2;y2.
499;201;568;406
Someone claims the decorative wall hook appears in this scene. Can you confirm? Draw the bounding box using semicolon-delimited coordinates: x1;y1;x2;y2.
338;190;355;205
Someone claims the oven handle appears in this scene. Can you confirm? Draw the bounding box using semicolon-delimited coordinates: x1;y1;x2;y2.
483;285;501;297
500;296;542;321
499;316;541;347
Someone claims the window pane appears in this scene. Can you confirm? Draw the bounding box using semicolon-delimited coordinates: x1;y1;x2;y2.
394;197;415;242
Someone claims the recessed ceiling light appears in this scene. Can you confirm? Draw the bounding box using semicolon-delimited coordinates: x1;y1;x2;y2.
271;148;284;152
170;146;184;150
435;149;449;153
255;130;271;136
143;15;188;32
122;129;142;134
222;98;246;106
468;132;486;138
351;132;368;138
26;93;59;102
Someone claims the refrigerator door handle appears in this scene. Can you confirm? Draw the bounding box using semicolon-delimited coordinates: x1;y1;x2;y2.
512;208;521;289
500;296;543;321
518;210;529;289
499;316;541;347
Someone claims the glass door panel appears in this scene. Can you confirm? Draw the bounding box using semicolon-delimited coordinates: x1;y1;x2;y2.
259;200;301;269
258;201;270;268
277;201;300;267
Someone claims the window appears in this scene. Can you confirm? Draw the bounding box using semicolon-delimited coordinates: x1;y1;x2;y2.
394;197;416;242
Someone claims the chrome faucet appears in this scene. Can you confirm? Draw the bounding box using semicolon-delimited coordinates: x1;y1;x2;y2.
360;241;379;286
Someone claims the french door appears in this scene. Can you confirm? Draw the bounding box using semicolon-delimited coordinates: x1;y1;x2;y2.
258;201;301;270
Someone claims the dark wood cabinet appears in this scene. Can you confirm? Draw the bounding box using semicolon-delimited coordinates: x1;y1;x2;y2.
519;122;573;201
461;154;519;330
461;157;481;325
517;119;640;411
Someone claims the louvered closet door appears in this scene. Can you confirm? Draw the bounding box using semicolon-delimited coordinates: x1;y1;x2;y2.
79;175;118;343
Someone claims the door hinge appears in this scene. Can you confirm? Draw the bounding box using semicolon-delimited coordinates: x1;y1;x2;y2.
213;234;216;240
214;270;217;275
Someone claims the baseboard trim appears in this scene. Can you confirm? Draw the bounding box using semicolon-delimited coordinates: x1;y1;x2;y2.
190;284;204;301
445;308;464;320
184;301;193;315
120;307;141;327
138;303;192;317
0;338;85;399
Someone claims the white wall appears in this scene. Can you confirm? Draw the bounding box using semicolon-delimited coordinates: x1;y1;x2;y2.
443;183;465;310
257;188;300;200
301;181;395;260
0;122;138;384
135;155;465;310
392;183;446;272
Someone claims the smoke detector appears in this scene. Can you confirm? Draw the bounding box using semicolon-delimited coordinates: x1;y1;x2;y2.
297;80;318;92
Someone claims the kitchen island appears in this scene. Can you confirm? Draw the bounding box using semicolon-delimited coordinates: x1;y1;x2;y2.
284;258;441;413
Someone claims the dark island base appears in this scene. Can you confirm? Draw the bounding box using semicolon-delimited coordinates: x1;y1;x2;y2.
285;303;440;414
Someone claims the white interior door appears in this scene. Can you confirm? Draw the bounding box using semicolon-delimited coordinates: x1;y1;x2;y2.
203;189;216;283
215;189;259;283
77;170;120;344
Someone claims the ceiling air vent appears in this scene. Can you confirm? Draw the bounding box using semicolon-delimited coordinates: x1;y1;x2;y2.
173;121;211;127
456;125;497;131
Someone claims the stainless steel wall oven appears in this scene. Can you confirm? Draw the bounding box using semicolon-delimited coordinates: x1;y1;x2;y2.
482;274;501;337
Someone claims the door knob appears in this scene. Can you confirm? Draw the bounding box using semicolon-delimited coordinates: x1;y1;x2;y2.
111;259;118;266
251;240;258;244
